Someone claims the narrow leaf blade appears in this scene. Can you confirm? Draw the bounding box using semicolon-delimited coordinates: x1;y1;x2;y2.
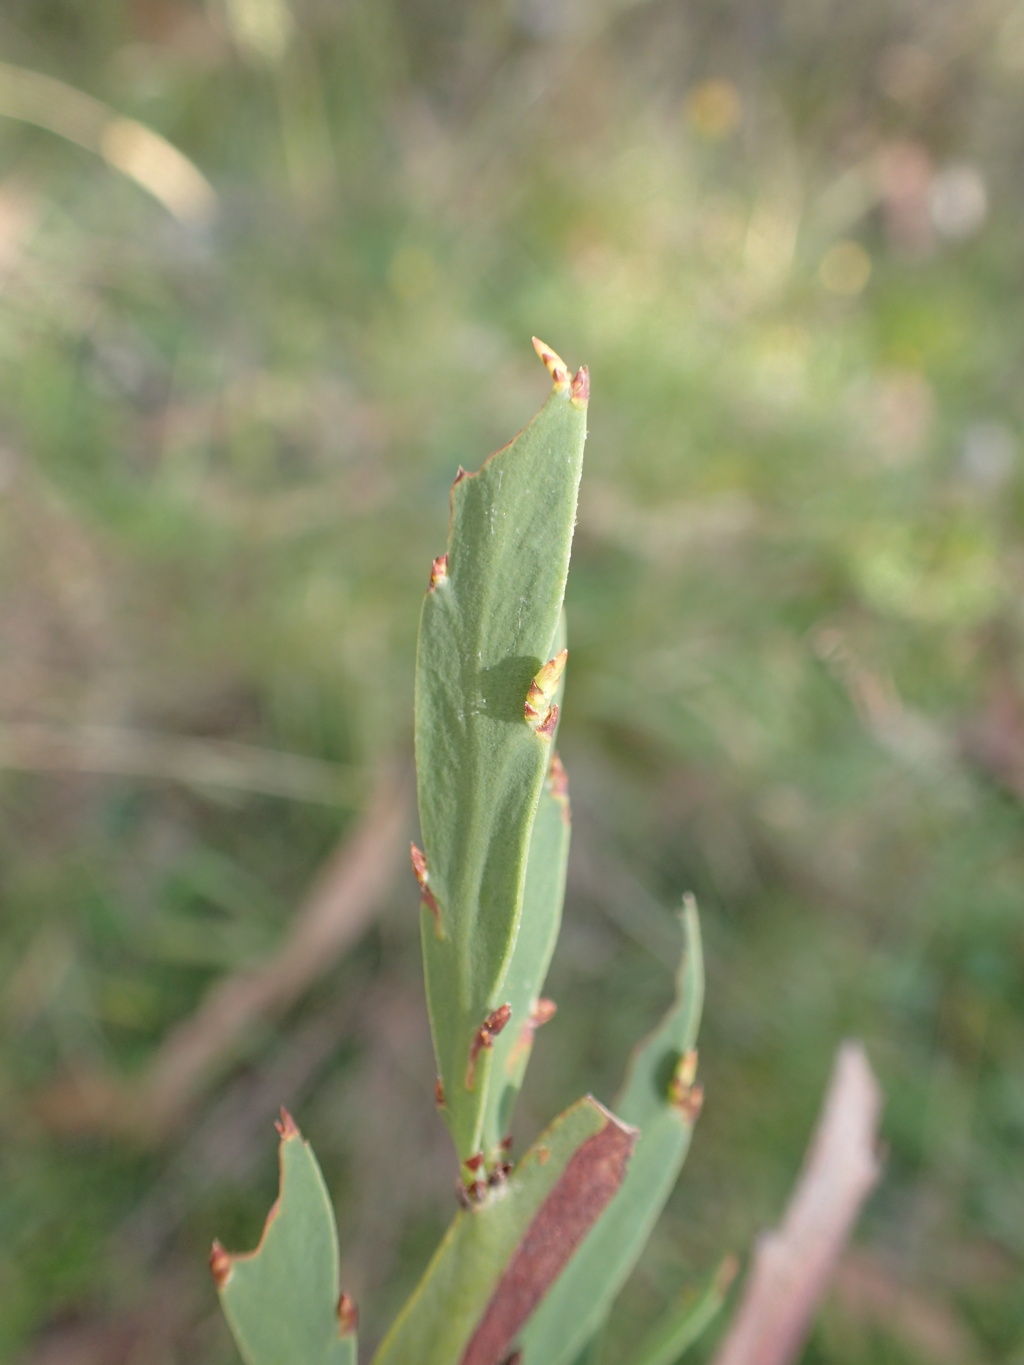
481;616;571;1153
519;898;704;1365
625;1256;739;1365
416;343;588;1162
214;1113;356;1365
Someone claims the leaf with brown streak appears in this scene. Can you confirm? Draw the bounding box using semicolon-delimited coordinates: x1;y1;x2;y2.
460;1113;636;1365
519;897;704;1365
372;1096;636;1365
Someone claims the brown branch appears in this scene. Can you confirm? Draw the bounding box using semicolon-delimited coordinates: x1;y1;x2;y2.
0;720;357;805
712;1041;883;1365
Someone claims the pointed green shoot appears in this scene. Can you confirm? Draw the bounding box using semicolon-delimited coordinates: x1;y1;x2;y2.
415;340;588;1165
212;1111;356;1365
371;1094;636;1365
518;897;704;1365
623;1255;738;1365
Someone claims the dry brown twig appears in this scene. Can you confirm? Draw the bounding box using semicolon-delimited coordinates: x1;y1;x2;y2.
0;721;358;805
712;1041;883;1365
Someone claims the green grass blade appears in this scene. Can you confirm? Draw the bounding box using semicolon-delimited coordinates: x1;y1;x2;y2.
371;1094;635;1365
623;1256;738;1365
518;897;704;1365
212;1111;356;1365
415;341;588;1164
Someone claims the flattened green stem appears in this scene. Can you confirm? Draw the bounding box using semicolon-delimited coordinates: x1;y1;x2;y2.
415;340;588;1163
519;898;704;1365
480;744;570;1157
371;1096;636;1365
213;1111;356;1365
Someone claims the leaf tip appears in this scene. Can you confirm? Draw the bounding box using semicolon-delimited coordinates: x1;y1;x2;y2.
466;1003;513;1090
535;703;559;740
428;553;448;590
209;1239;233;1290
570;365;589;406
525;650;568;735
531;336;570;390
410;842;443;934
531;998;557;1028
337;1292;359;1336
275;1107;301;1141
457;1172;490;1208
668;1049;704;1122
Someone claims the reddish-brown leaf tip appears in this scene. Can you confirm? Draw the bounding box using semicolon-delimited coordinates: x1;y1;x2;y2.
526;652;567;736
410;842;428;884
668;1050;704;1123
535;703;559;741
466;1004;513;1090
428;553;448;590
210;1240;233;1290
531;336;570;390
531;998;557;1028
410;843;442;935
488;1160;513;1188
570;365;589;406
337;1292;359;1336
275;1107;301;1140
457;1176;489;1207
506;998;558;1078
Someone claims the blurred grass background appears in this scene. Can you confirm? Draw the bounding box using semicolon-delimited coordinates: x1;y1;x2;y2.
2;1;1024;1361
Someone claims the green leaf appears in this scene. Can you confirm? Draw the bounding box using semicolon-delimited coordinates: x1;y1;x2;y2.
371;1094;636;1365
213;1111;356;1365
415;341;588;1164
484;617;571;1153
485;748;570;1144
518;897;704;1365
623;1255;738;1365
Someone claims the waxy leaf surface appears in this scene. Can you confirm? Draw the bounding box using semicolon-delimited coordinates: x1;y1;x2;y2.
214;1116;355;1365
416;344;587;1161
